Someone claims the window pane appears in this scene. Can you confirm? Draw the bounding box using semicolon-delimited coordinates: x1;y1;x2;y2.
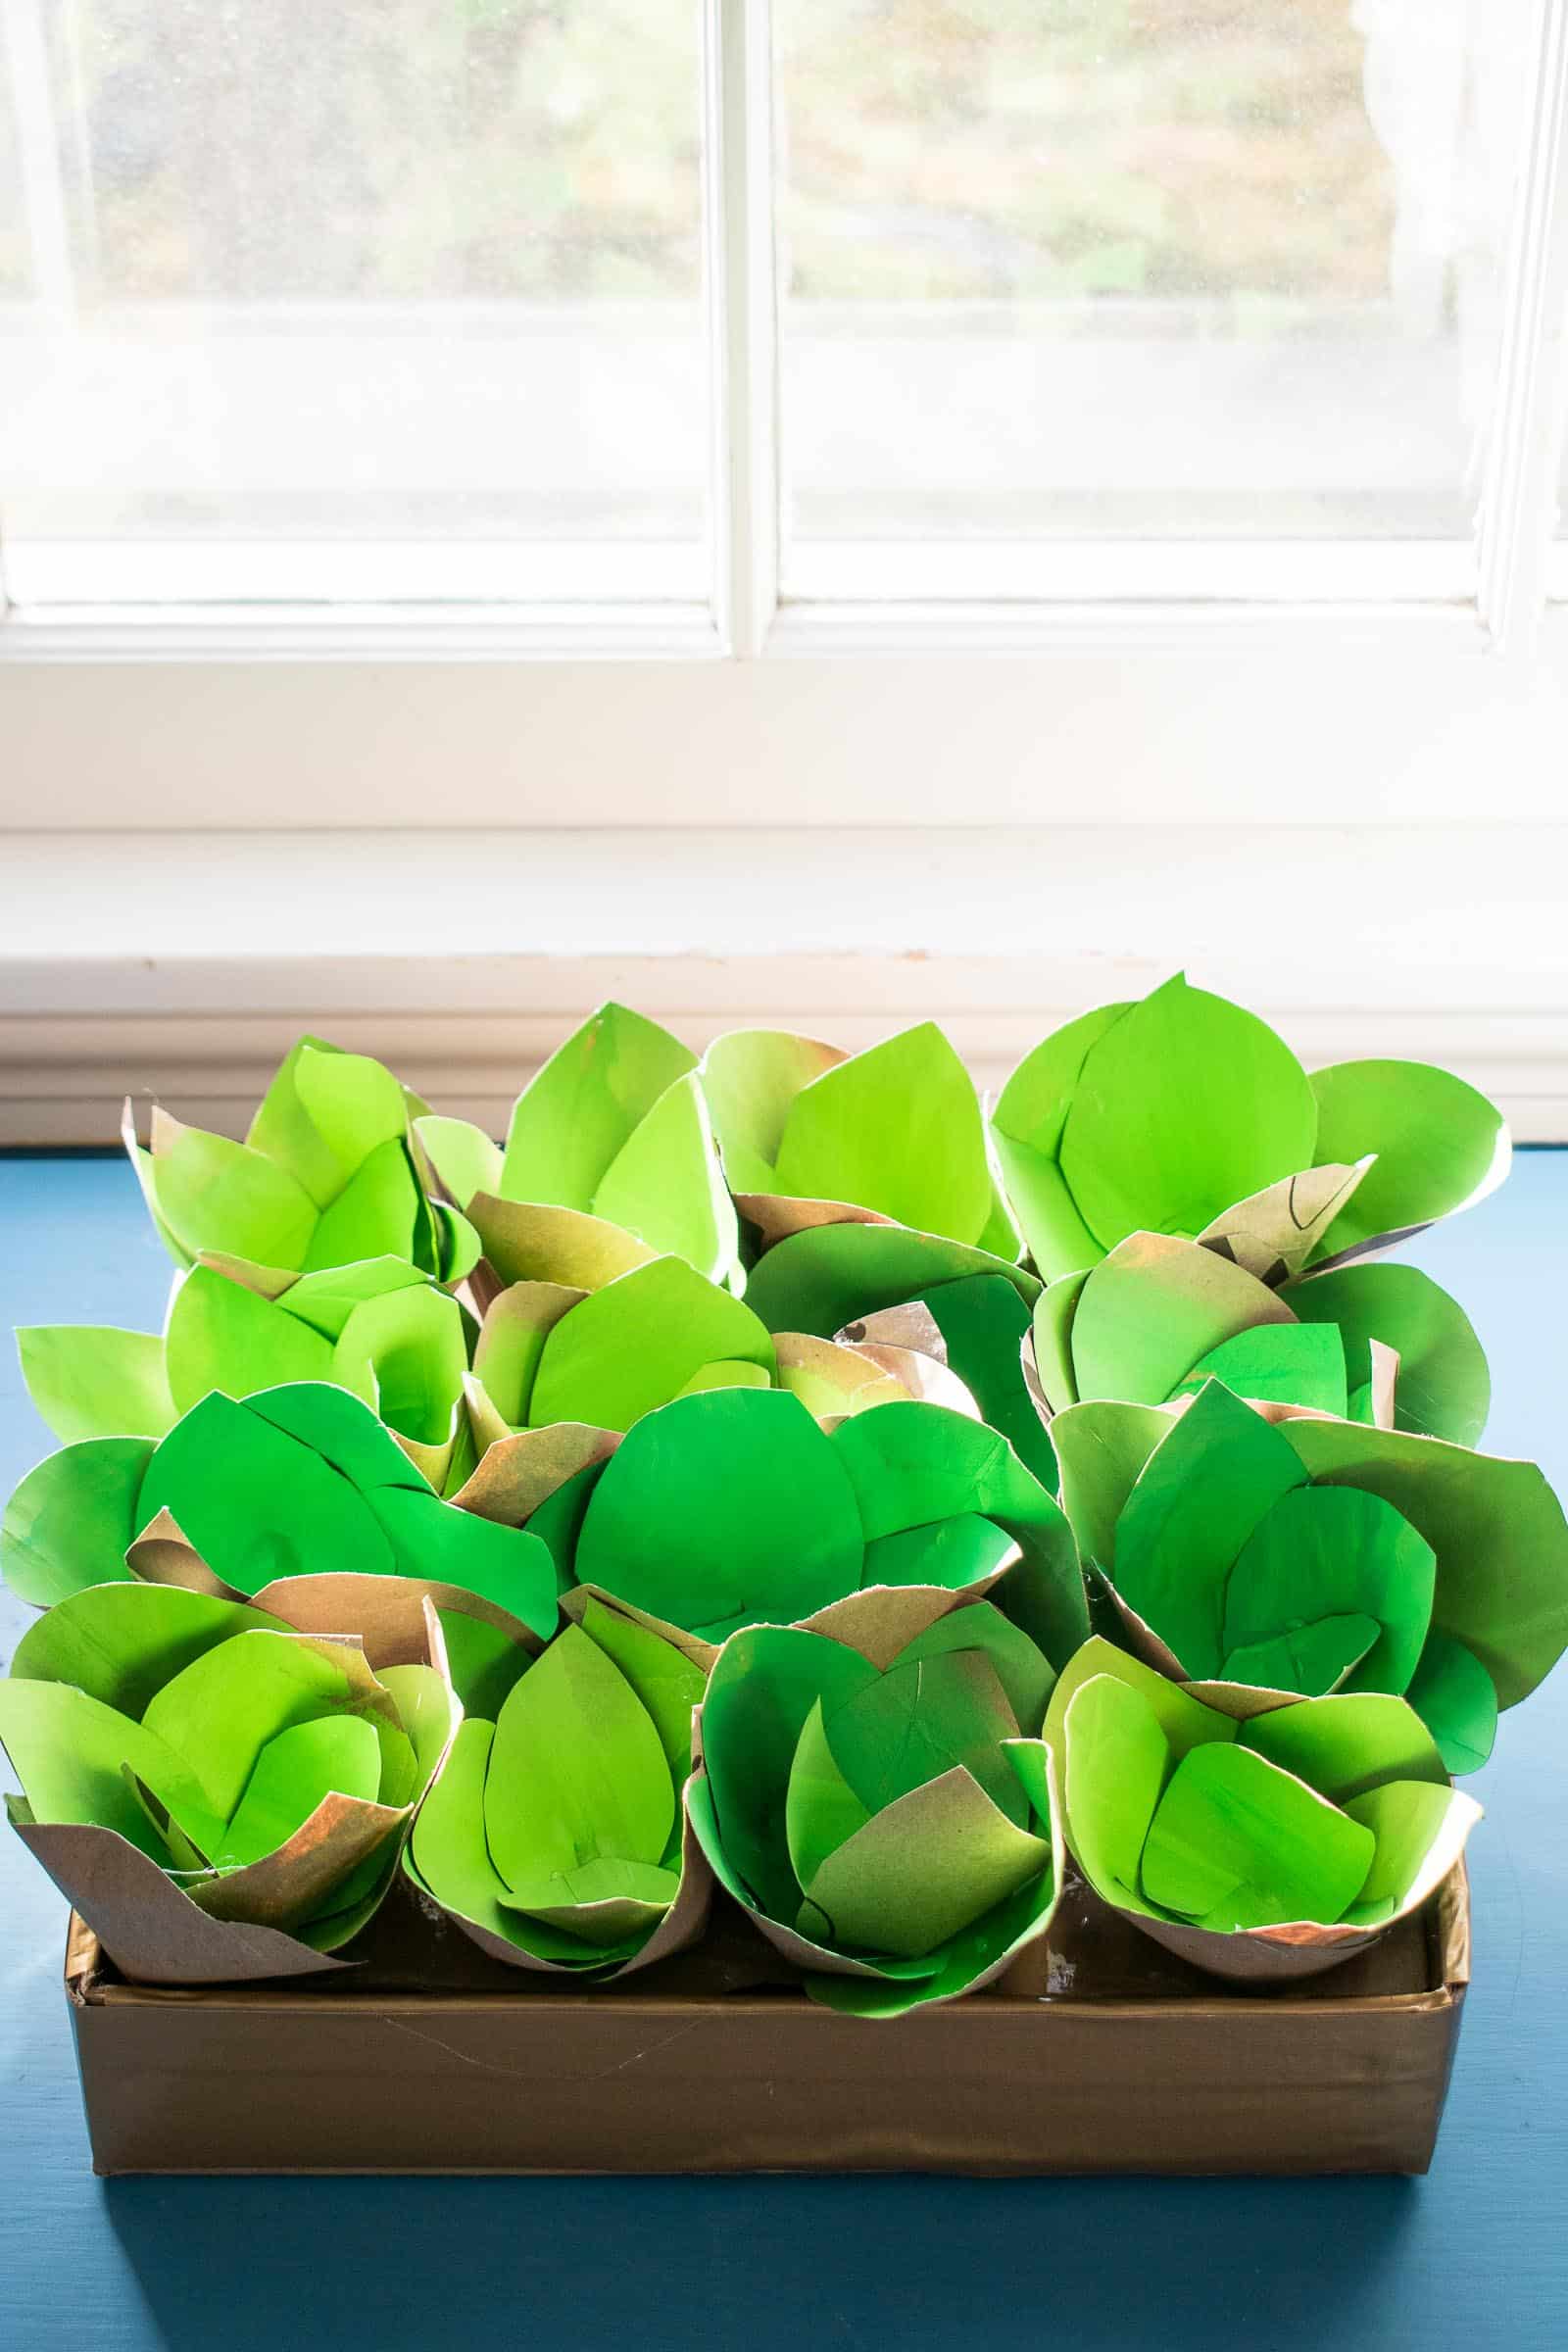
0;0;708;605
775;0;1534;583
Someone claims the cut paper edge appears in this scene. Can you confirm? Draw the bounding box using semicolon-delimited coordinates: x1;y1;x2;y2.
185;1789;406;1929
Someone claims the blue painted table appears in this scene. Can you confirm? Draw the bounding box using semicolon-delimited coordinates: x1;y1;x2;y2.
2;1152;1565;2352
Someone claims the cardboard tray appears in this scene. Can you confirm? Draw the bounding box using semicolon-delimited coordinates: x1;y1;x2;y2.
63;1863;1470;2178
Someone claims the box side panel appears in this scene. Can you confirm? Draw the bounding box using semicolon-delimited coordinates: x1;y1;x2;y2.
71;1992;1461;2178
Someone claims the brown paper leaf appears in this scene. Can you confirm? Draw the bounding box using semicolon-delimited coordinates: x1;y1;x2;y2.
834;1301;950;1363
449;1422;621;1525
733;1193;899;1250
466;1195;657;1291
13;1816;352;1985
559;1584;719;1675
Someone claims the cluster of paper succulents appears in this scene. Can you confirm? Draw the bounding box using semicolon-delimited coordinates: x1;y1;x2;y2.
3;977;1565;2008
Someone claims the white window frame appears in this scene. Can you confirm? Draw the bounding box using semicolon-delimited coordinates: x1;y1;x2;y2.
2;0;1568;832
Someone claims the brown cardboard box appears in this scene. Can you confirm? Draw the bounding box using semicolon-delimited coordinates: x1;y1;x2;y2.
65;1865;1469;2178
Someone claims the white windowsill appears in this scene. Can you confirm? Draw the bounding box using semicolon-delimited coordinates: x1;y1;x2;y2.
2;824;1564;1144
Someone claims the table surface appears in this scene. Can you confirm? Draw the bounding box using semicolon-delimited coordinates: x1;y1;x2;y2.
2;1151;1565;2352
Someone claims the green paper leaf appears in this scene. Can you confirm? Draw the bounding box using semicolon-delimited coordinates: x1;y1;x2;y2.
414;1115;504;1213
592;1071;736;1282
702;1028;844;1193
1277;1416;1568;1710
672;1359;772;1400
434;1609;534;1720
367;1487;559;1637
219;1714;383;1868
330;1284;467;1446
1058;977;1318;1256
300;1137;424;1273
1281;1261;1491;1446
1048;1397;1171;1576
165;1265;334;1416
484;1626;673;1897
573;1389;864;1642
1341;1780;1473;1925
1065;1234;1296;1409
859;1514;1018;1595
917;1274;1056;1490
1060;1672;1176;1913
824;1648;1025;1826
1220;1483;1436;1697
743;1222;1038;1342
579;1595;707;1786
149;1118;319;1271
472;1281;582;1425
771;1024;994;1247
1045;1635;1237;1773
1403;1632;1498;1775
529;1257;773;1434
10;1583;286;1718
140;1629;378;1819
1221;1616;1379;1697
502;1003;696;1213
895;1601;1055;1735
992;1001;1130;1278
1310;1059;1508;1258
17;1326;176;1446
829;1399;1087;1664
1139;1742;1374;1931
2;1436;151;1607
802;1765;1049;1958
1240;1690;1449;1801
375;1662;458;1793
1113;1381;1308;1677
467;1197;659;1292
786;1697;874;1891
288;1043;409;1195
1178;1322;1349;1418
0;1680;208;1860
699;1624;880;1917
409;1719;544;1952
137;1390;398;1592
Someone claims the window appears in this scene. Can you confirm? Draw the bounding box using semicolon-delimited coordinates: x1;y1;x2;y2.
2;5;1567;830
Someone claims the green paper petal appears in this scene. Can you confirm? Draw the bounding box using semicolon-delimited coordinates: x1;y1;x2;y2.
1281;1261;1491;1446
220;1714;383;1868
529;1256;772;1434
2;1436;151;1607
772;1024;994;1247
17;1326;176;1446
1220;1483;1436;1697
165;1266;334;1416
1403;1632;1498;1775
0;1680;208;1860
578;1595;708;1785
1139;1742;1374;1932
574;1389;864;1642
10;1583;286;1718
743;1222;1038;1342
1309;1059;1508;1258
501;1002;695;1213
484;1626;673;1893
1178;1322;1348;1418
592;1071;737;1283
802;1764;1049;1958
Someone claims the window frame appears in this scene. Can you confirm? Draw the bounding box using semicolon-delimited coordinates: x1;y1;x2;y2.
2;0;1568;832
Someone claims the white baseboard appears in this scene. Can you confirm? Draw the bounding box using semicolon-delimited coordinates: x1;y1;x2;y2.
3;826;1565;1145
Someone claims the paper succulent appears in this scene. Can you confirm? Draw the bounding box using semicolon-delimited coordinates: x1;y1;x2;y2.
2;1381;560;1661
1028;1229;1490;1446
415;1002;738;1293
1045;1639;1480;1982
739;1222;1054;1489
1052;1379;1568;1774
688;1589;1063;2014
19;1255;480;1490
0;1579;456;1984
519;1384;1090;1668
701;1021;1019;1258
123;1035;479;1286
991;973;1509;1281
407;1597;710;1979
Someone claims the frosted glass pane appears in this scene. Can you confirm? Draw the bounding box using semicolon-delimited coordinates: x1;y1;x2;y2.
0;0;708;604
776;0;1535;569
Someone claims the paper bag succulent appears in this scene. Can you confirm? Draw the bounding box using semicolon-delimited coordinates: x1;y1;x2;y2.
123;1035;479;1286
0;1580;456;1984
408;1597;710;1979
1028;1230;1490;1446
1046;1639;1480;1981
992;973;1509;1281
687;1590;1063;2014
1052;1379;1568;1774
701;1020;1019;1258
2;1380;560;1652
519;1384;1089;1669
415;1003;738;1293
